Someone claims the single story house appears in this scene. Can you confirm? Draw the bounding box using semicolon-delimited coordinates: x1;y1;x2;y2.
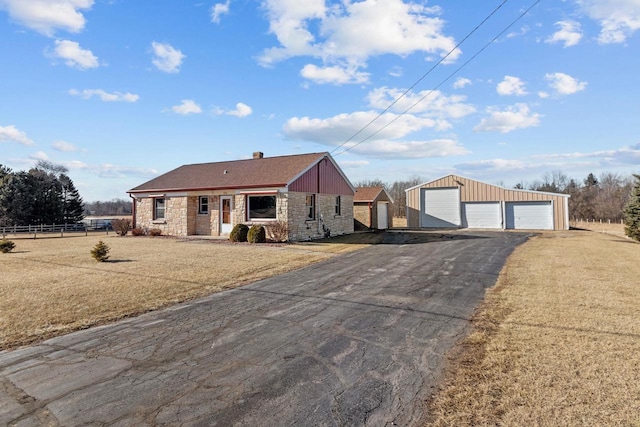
128;152;355;241
353;186;394;230
406;175;570;230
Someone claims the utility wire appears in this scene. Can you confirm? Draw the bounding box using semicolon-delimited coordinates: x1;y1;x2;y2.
332;0;542;157
330;0;509;155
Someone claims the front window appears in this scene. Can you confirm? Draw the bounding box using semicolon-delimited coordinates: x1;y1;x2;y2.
248;195;276;219
306;194;316;220
335;196;341;216
199;196;209;214
154;198;165;220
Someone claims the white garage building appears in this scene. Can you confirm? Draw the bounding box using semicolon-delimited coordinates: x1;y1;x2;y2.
405;175;570;231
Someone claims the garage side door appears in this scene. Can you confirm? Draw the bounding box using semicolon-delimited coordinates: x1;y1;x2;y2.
376;202;388;229
462;202;502;229
420;188;461;228
505;201;553;230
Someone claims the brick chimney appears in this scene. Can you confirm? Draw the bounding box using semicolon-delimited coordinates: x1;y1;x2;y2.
253;151;264;159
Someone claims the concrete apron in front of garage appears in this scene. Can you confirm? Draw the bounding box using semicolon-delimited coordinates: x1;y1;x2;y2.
0;231;531;427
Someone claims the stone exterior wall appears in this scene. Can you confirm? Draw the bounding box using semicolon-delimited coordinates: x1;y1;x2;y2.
134;191;353;241
135;196;190;236
287;192;354;241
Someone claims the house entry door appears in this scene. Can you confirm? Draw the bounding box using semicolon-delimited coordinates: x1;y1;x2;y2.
220;196;233;234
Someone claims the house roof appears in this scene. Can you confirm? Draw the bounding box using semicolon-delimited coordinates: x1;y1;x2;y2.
405;174;570;198
354;186;394;203
128;152;332;193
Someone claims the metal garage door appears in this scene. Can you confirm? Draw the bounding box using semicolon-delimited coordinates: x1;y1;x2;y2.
462;202;502;229
505;201;553;230
377;202;388;229
420;188;461;227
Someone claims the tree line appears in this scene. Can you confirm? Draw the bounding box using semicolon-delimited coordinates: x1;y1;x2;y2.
355;170;636;222
0;161;85;226
84;199;132;216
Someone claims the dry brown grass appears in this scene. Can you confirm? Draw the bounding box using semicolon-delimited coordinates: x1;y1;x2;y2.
427;229;640;425
0;233;380;350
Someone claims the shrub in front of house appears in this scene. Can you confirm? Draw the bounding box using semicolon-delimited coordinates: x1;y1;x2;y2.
230;224;249;242
266;220;288;242
111;218;131;236
131;227;145;236
91;240;110;262
149;228;162;237
0;239;16;253
248;224;266;244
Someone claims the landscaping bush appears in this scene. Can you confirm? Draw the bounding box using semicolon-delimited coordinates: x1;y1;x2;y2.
111;218;131;236
131;227;145;236
149;228;162;237
266;220;288;242
229;224;249;242
0;239;16;253
90;240;110;262
248;224;266;244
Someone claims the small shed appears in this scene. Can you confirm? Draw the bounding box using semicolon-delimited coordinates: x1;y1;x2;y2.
405;175;570;231
354;186;394;230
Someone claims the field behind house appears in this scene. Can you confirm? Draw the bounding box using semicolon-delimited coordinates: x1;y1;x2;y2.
427;228;640;425
0;233;380;351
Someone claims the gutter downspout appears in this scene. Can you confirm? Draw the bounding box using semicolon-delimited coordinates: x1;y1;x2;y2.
129;194;136;229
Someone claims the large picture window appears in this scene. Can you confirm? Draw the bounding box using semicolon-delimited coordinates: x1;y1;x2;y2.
248;195;276;219
306;194;315;220
154;198;165;220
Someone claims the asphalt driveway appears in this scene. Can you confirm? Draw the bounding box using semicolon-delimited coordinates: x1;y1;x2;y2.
0;231;530;426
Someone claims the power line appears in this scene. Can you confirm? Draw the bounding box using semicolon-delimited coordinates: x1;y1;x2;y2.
332;0;542;157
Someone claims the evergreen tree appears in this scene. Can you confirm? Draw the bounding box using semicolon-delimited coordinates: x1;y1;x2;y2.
623;174;640;241
60;174;85;223
0;171;36;225
0;162;85;226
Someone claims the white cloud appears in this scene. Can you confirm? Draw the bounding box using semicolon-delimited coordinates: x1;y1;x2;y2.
506;25;530;39
533;142;640;165
94;164;158;179
546;20;583;47
301;64;370;85
69;88;139;102
52;140;79;152
545;72;587;95
339;160;370;168
259;0;458;84
367;87;476;129
577;0;640;43
213;102;253;117
151;42;185;73
29;151;49;161
49;39;99;69
226;102;253;118
453;77;471;89
456;158;529;173
282;109;469;159
0;0;93;36
388;66;403;78
496;76;528;96
0;125;34;146
211;0;230;23
474;103;541;133
171;99;202;115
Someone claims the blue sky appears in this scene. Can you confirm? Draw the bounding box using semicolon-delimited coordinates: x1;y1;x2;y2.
1;0;639;201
